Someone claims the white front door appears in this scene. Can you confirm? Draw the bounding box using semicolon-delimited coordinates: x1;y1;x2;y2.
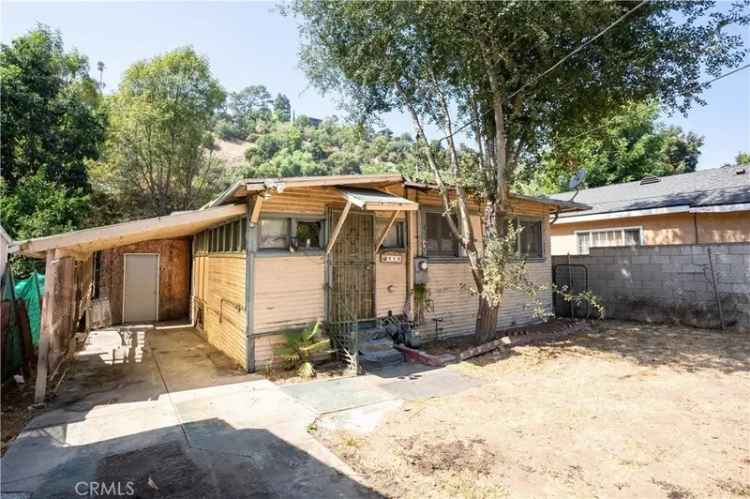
123;254;159;323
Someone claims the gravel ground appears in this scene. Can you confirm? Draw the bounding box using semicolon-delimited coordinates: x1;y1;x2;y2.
316;320;750;498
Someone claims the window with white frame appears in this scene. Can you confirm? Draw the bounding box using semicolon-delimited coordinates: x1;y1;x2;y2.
576;227;642;254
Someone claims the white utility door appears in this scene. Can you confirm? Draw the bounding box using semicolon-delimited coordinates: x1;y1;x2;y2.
123;254;159;323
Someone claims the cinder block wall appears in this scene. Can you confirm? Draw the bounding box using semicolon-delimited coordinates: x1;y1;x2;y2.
552;243;750;331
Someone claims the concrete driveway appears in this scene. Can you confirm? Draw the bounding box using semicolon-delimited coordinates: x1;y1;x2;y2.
1;325;380;498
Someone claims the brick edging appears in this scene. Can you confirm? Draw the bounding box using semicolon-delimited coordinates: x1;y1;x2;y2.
397;320;592;366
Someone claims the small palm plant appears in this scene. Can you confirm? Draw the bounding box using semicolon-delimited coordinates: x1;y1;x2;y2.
275;321;331;378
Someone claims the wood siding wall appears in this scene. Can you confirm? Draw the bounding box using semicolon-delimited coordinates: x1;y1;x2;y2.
193;254;246;368
199;186;558;368
98;238;190;324
414;213;553;341
550;211;750;255
250;187;410;367
253;255;325;367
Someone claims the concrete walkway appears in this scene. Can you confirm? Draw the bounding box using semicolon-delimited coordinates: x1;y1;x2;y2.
1;325;381;498
280;363;484;434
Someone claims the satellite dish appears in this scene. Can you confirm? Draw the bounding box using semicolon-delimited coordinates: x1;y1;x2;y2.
568;169;587;190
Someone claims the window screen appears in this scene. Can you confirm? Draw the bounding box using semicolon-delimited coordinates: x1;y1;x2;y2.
424;212;459;257
260;218;290;249
197;218;245;254
519;220;543;258
382;221;405;249
295;220;322;249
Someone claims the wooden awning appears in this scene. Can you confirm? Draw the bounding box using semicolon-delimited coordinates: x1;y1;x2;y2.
337;188;418;211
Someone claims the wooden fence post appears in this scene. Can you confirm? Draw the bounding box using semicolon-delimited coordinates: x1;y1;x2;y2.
34;251;74;404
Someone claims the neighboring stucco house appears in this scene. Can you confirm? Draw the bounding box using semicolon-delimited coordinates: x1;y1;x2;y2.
548;165;750;255
15;174;585;375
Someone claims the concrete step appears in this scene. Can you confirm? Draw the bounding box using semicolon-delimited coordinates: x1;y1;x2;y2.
358;337;396;354
360;348;404;369
357;327;390;342
358;336;403;368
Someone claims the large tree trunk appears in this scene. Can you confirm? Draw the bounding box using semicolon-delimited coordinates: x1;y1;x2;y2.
476;294;499;344
474;197;503;344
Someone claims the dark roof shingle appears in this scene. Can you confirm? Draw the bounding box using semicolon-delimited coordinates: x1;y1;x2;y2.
549;166;750;218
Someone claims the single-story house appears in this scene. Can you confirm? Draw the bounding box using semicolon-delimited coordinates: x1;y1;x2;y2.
548;165;750;255
15;174;586;381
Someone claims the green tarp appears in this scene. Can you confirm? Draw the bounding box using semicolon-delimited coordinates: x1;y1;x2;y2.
2;271;44;380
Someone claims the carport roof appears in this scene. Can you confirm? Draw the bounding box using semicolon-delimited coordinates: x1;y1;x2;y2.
16;203;246;259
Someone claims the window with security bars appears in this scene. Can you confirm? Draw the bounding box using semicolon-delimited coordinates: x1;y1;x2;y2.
576;227;641;254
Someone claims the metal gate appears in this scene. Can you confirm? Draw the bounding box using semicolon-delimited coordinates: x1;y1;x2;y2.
329;209;375;322
552;263;591;318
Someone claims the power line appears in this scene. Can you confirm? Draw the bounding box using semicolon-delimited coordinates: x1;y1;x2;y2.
555;62;750;145
437;0;649;144
702;62;750;87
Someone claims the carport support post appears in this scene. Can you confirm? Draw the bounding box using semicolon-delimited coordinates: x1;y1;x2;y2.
245;196;259;372
34;250;74;404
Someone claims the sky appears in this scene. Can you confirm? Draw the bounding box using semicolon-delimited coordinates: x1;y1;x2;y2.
2;1;749;170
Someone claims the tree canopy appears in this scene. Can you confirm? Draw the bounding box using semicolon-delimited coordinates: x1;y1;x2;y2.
215;85;289;141
517;101;704;193
0;25;106;239
732;151;750;165
290;0;749;339
94;47;227;218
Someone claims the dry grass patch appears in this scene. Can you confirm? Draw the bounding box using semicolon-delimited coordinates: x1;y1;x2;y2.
315;321;750;498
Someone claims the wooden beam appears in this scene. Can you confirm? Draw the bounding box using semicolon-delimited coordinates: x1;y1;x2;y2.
249;194;264;226
34;251;76;404
34;252;55;404
363;202;418;211
54;248;90;261
373;210;401;255
245;195;258;373
325;200;352;255
244;174;404;192
406;188;417;321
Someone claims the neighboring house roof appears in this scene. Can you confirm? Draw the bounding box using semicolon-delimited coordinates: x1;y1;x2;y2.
549;165;750;222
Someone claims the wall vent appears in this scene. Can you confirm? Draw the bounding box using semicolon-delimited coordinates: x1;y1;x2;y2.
640;175;661;185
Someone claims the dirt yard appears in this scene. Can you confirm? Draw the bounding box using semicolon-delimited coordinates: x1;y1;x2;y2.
316;321;750;498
